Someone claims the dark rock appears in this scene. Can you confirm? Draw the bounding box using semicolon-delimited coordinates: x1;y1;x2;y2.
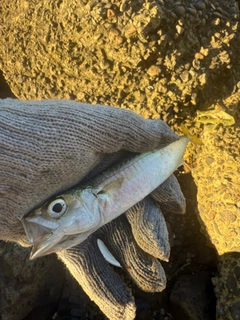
213;253;240;320
57;273;90;320
135;298;151;320
230;301;240;320
170;271;216;320
173;6;186;17
194;1;206;10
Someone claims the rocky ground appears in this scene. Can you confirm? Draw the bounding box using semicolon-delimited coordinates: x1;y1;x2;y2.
0;0;239;319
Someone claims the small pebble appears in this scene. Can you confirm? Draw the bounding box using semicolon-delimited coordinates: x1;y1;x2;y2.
228;7;238;14
147;65;161;76
200;47;209;56
194;1;206;10
199;73;207;86
176;25;184;34
99;60;110;70
195;52;204;60
201;36;208;46
210;17;221;26
187;7;197;15
213;11;223;18
158;84;168;93
180;71;190;82
173;6;185;17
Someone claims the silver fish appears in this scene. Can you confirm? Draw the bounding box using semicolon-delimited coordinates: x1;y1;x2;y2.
22;135;190;259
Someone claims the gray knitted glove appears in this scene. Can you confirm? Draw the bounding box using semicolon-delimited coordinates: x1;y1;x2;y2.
0;99;185;320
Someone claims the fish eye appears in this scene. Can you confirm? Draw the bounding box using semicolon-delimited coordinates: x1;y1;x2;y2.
47;198;67;218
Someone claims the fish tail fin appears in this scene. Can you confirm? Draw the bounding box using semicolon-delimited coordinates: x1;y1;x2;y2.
181;125;203;145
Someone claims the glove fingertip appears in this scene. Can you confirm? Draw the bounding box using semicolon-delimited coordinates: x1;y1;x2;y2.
58;239;136;320
151;174;186;214
127;199;170;261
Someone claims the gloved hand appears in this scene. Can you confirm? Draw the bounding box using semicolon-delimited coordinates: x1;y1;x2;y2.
0;99;185;320
58;176;185;320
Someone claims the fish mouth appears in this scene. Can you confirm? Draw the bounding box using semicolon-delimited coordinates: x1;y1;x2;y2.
30;233;62;259
22;216;99;259
29;230;99;260
21;216;63;259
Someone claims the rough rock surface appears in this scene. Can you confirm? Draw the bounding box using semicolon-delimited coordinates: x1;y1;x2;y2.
192;125;240;255
0;0;240;319
0;0;239;123
191;123;240;319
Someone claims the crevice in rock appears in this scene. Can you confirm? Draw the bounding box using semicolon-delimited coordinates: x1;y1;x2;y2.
0;70;15;98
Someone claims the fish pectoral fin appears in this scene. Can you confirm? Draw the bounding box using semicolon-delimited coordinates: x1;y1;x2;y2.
93;176;124;196
97;239;122;268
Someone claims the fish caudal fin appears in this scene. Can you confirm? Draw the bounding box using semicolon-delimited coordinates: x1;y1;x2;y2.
181;125;203;145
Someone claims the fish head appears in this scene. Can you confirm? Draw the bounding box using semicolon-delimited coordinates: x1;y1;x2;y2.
21;189;102;259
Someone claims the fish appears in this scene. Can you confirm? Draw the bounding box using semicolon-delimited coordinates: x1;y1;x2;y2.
22;132;197;260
